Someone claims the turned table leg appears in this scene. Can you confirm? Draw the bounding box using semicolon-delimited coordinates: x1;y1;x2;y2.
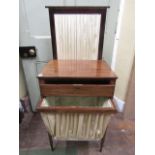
48;132;54;151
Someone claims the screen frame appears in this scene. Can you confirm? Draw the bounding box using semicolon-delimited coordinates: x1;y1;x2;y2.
46;6;110;60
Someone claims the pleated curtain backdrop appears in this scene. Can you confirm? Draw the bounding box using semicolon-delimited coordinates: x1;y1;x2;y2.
54;14;101;60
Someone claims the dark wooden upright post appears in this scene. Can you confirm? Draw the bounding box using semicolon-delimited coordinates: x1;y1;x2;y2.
99;128;107;152
48;132;54;151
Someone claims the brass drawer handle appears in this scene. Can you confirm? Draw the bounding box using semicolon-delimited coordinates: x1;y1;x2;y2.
72;84;83;89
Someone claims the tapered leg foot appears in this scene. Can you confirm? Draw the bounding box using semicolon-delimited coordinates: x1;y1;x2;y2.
99;128;107;152
48;133;54;151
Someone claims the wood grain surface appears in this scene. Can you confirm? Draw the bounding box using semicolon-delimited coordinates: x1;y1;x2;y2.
38;60;117;79
40;84;115;97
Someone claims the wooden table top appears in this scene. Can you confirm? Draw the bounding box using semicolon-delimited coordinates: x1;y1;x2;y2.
38;60;117;79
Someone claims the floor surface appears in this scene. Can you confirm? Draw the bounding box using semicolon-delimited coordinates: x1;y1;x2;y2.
19;112;135;155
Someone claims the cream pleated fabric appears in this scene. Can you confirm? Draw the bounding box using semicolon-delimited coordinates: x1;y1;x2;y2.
41;98;112;140
54;14;101;60
41;112;111;140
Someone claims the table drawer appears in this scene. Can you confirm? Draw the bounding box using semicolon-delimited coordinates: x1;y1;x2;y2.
40;84;115;97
